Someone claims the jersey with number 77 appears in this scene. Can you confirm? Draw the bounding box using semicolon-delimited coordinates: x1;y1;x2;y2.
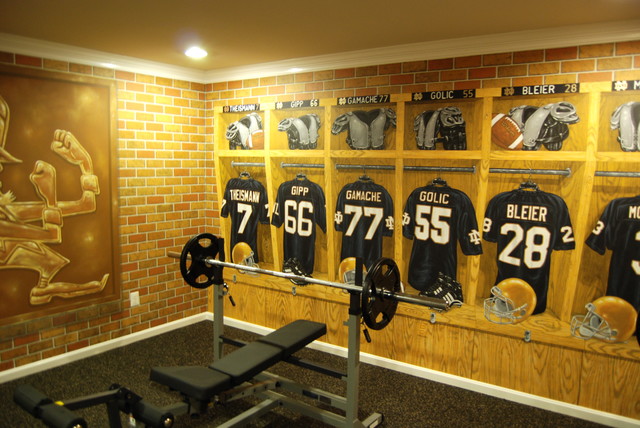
335;179;394;269
483;189;575;314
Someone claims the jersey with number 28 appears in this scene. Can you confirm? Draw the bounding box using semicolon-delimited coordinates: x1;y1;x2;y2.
483;189;575;314
271;177;327;274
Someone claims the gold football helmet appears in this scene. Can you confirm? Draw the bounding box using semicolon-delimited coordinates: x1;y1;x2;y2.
484;278;537;324
338;257;367;285
232;242;258;275
571;296;637;343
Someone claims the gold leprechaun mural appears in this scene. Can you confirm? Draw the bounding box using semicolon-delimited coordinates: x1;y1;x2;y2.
0;95;107;304
0;68;118;323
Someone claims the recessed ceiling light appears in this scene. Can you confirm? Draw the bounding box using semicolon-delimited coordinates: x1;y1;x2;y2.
185;46;208;59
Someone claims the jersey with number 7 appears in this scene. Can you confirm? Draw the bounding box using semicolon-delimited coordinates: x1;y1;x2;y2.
221;177;269;261
483;189;575;314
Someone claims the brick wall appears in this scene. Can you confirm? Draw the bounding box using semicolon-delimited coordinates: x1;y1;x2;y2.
208;41;640;105
0;39;639;372
0;54;214;371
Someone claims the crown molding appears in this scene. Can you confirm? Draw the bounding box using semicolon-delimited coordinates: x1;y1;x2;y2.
0;33;209;83
1;19;639;85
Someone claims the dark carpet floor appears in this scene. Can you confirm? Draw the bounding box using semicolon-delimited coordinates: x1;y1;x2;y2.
1;321;606;427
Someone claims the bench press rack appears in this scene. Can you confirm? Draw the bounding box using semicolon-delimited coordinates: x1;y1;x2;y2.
159;234;388;427
14;233;449;427
158;233;450;427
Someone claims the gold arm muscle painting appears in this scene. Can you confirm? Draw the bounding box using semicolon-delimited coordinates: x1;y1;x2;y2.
0;66;119;324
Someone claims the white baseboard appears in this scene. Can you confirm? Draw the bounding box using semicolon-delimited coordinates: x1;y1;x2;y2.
223;317;639;428
2;313;636;427
0;312;211;384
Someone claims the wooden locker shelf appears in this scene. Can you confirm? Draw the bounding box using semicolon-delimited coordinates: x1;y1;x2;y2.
212;88;640;351
212;85;640;418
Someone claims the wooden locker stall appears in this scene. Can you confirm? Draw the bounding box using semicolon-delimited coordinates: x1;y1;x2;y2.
209;84;640;419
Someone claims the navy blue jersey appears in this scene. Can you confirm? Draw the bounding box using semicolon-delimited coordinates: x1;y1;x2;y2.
586;195;640;310
483;189;575;314
221;177;269;261
334;179;394;269
402;184;482;292
271;177;326;274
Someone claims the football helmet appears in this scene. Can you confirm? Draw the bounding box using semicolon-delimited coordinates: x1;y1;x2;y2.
338;257;367;286
570;296;638;343
231;242;258;275
484;278;537;324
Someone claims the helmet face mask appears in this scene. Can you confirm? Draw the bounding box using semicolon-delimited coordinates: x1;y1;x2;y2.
232;242;259;276
484;278;536;324
342;269;357;285
338;257;366;286
570;297;637;343
570;303;613;341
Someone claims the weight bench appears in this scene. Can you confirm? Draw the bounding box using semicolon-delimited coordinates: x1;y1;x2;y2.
150;319;327;415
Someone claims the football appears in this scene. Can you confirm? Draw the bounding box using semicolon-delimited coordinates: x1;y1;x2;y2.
249;129;264;149
491;113;523;150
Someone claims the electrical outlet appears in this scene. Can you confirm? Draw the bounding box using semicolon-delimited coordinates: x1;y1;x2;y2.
130;291;140;307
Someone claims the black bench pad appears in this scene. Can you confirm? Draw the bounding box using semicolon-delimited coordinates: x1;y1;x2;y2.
150;366;231;402
209;320;326;382
209;341;282;383
257;319;326;357
151;320;326;401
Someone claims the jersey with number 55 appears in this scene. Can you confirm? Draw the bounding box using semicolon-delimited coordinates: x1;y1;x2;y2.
402;184;482;292
483;189;575;314
271;177;327;274
586;195;640;310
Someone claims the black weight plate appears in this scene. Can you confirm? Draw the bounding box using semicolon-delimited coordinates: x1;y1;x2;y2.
362;258;401;330
179;233;221;289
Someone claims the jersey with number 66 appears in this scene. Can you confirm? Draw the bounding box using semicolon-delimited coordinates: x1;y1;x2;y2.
483;189;575;314
221;177;269;261
586;195;640;310
402;184;482;292
335;180;394;269
271;177;327;274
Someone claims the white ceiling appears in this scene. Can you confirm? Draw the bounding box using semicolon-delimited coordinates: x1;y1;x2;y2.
0;0;639;82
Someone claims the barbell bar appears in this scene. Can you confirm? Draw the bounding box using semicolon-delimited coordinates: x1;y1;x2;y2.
169;250;363;293
168;233;451;331
167;250;442;310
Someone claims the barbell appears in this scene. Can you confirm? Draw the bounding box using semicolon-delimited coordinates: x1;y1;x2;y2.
168;233;451;331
